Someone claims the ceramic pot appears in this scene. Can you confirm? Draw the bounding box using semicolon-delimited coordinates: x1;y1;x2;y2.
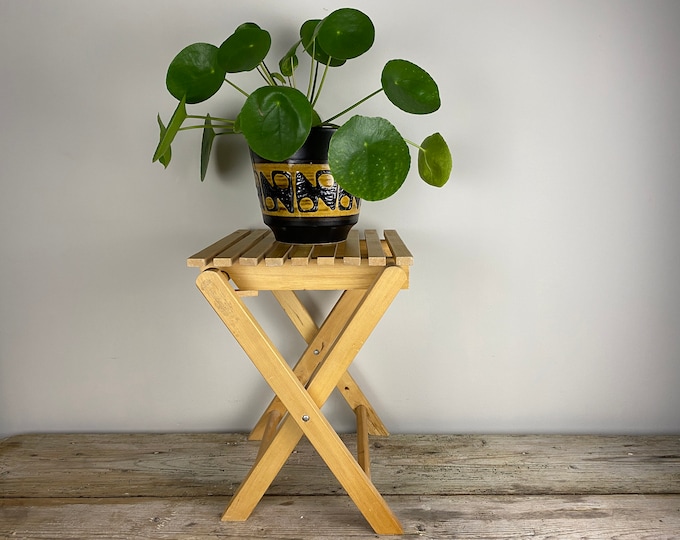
250;126;360;244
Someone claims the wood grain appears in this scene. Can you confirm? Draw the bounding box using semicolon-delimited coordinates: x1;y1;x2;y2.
1;434;679;538
1;494;679;539
2;434;678;498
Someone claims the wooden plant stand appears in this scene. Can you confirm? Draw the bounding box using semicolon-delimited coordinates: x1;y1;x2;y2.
188;228;413;535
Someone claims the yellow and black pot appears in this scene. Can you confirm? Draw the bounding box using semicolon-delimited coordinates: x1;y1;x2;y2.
250;126;360;244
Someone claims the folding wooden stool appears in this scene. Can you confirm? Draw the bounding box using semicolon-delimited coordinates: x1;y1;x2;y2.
187;228;413;534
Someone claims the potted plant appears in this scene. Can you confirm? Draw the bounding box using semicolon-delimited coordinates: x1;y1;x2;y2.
153;7;452;243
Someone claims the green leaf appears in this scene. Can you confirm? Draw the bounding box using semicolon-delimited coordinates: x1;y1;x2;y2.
300;19;345;67
279;41;300;77
311;109;322;127
328;115;410;201
156;115;171;168
381;59;441;114
418;133;452;187
166;43;226;104
200;114;216;182
317;8;374;60
153;96;187;163
218;25;271;73
239;86;313;161
236;22;262;31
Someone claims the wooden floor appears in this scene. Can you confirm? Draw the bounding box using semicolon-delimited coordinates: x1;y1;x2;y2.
1;433;679;539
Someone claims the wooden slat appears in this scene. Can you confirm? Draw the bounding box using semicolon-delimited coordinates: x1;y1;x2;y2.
290;244;313;266
190;229;412;269
313;243;337;265
239;232;275;266
383;229;413;266
342;229;362;266
2;495;678;539
264;242;292;267
234;289;259;297
364;229;386;266
186;229;250;267
213;229;270;267
334;238;347;261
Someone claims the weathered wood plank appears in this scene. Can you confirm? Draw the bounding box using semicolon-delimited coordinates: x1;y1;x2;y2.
1;434;678;498
1;495;679;539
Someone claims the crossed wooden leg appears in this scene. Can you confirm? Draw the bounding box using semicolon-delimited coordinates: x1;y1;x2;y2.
249;288;389;441
196;266;406;535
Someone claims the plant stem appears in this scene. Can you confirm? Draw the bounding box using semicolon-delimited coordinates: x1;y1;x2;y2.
311;59;331;108
256;65;269;85
309;62;320;103
186;114;235;124
403;138;424;150
224;77;250;97
178;124;235;133
306;42;317;100
258;62;278;86
324;88;384;124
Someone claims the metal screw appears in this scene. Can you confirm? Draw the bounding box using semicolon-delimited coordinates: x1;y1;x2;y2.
301;415;310;422
313;349;320;355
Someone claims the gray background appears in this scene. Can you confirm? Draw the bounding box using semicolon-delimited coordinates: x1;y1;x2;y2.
1;0;679;437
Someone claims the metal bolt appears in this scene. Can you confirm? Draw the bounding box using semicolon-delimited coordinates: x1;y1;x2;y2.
301;415;310;422
313;349;320;355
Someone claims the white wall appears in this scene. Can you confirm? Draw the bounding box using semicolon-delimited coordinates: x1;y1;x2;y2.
1;0;679;438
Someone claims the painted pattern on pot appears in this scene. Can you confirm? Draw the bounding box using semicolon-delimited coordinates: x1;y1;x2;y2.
252;162;360;219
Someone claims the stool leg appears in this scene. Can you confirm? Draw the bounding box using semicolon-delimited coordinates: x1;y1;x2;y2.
255;410;282;461
355;404;371;477
196;267;406;534
251;289;389;440
274;289;390;437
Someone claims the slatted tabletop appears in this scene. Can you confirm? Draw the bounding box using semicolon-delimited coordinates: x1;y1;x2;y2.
187;229;413;269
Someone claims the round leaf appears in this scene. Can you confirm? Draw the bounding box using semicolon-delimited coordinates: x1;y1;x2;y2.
317;8;374;60
166;43;226;104
418;133;452;187
311;108;322;126
236;22;262;31
239;86;313;161
218;25;271;73
381;59;441;114
300;19;345;67
328;116;410;201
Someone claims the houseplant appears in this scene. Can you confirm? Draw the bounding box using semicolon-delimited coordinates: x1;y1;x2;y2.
153;7;452;243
